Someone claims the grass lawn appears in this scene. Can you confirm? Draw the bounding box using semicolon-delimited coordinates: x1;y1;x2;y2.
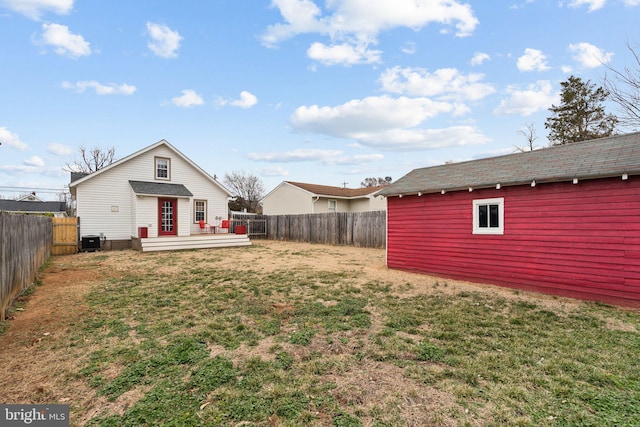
1;240;639;426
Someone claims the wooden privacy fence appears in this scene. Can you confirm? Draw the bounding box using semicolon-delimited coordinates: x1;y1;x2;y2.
261;211;386;248
53;217;78;255
0;212;53;320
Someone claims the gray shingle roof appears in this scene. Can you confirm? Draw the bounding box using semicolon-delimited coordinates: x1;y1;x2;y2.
0;200;66;213
379;132;640;197
129;181;193;197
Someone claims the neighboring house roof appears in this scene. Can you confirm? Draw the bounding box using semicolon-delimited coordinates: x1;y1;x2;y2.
70;172;89;183
129;180;193;197
380;132;640;197
17;192;45;202
284;181;384;199
0;200;66;213
68;139;232;196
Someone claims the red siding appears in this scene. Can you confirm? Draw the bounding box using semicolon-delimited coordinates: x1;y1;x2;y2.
386;177;640;307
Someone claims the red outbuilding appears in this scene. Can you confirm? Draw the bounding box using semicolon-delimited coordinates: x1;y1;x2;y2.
379;132;640;307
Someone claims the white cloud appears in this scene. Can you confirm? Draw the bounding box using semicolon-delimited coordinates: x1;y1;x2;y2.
61;80;136;95
493;80;558;116
292;95;454;135
0;127;28;150
146;22;182;58
248;148;383;166
47;142;73;155
401;41;416;55
568;42;613;68
217;91;259;109
261;0;326;48
289;95;487;150
0;0;73;20
249;148;343;162
624;0;640;5
262;0;479;50
39;23;91;58
471;52;490;66
231;91;258;108
260;165;290;177
379;66;495;101
351;126;489;150
171;89;204;108
567;0;606;12
517;48;550;72
24;156;45;167
307;41;381;66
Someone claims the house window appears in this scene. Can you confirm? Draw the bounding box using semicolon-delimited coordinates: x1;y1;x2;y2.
328;199;337;212
194;200;206;222
473;198;504;235
155;157;170;180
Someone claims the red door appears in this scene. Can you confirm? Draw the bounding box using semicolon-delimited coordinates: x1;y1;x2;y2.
158;198;177;236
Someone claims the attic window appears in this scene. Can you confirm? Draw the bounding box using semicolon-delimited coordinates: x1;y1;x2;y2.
473;198;504;235
155;157;170;180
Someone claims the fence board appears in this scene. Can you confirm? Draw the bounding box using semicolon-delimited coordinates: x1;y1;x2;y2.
52;217;78;255
245;211;386;248
0;212;52;320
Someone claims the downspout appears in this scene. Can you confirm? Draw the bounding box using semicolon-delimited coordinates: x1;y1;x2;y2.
311;196;320;213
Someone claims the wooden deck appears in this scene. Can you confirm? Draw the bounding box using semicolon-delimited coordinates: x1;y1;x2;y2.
136;233;251;252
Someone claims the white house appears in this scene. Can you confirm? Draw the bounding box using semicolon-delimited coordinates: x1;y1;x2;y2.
68;139;250;252
261;181;387;215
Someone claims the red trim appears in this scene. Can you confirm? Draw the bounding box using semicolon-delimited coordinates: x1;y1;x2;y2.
158;198;177;236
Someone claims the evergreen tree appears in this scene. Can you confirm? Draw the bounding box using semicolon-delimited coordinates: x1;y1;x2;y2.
545;76;617;145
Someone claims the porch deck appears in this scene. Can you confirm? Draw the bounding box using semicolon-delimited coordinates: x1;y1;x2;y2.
136;232;251;252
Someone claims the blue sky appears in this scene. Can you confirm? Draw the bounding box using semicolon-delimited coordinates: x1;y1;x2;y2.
0;0;639;200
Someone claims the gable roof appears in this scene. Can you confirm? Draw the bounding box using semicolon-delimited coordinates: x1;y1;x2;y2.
0;200;66;213
68;139;231;196
379;132;640;197
285;181;384;198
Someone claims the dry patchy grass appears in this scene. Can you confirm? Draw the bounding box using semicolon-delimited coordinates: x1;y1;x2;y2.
1;240;639;426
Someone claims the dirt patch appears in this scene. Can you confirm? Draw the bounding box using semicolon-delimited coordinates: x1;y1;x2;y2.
0;240;591;425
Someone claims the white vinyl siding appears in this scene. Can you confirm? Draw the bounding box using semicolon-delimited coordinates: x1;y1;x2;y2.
261;183;315;215
74;143;228;240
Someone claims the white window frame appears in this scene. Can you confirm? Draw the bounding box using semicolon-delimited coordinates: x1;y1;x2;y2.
328;199;337;212
155;157;170;180
194;200;206;223
472;197;504;235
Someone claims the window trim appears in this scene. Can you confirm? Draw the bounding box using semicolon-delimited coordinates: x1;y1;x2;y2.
472;197;504;235
155;157;171;181
328;199;337;212
194;199;207;223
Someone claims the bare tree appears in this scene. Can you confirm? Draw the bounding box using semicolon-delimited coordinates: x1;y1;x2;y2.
223;170;265;213
514;123;539;152
603;40;640;130
65;146;116;173
361;177;392;187
57;191;75;216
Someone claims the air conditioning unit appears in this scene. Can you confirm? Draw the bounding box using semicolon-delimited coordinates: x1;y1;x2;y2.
81;235;101;251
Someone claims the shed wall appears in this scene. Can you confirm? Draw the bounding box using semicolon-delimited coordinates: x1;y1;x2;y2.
386;177;640;306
